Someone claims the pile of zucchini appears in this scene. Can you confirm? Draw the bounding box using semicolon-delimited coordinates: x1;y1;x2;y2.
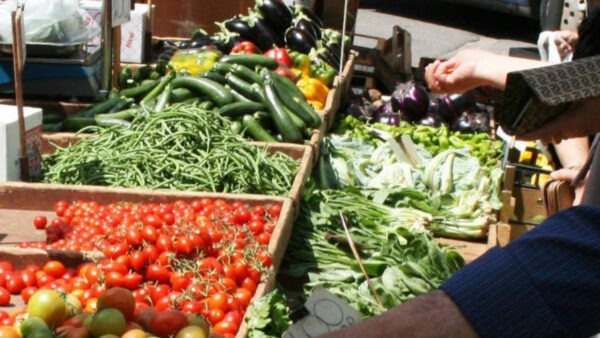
46;54;321;144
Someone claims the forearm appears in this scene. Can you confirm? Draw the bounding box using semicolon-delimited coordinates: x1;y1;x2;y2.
479;55;550;90
554;136;589;169
316;291;479;338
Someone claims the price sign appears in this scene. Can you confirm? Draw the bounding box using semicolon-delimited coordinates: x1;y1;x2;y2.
283;288;362;337
112;0;131;27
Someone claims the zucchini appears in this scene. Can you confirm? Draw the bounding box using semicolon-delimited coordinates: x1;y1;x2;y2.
42;122;64;132
62;117;97;131
119;80;159;100
219;54;278;70
200;71;227;84
229;88;254;103
270;73;321;127
230;64;264;85
133;65;153;83
217;101;266;118
225;74;264;103
230;120;243;135
198;100;215;110
95;108;138;121
242;114;277;142
42;114;63;124
77;97;123;118
107;97;135;113
210;62;234;74
169;88;194;103
284;106;307;131
154;83;172;112
95;118;132;128
140;73;174;105
172;76;234;107
263;79;303;143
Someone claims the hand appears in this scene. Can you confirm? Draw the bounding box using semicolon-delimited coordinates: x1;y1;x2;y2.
424;49;499;94
517;97;600;143
555;29;578;58
550;168;585;205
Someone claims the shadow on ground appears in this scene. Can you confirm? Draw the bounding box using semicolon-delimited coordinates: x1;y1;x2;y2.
359;0;540;43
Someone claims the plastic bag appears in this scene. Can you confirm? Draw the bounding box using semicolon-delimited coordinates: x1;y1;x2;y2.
537;31;574;63
0;0;89;44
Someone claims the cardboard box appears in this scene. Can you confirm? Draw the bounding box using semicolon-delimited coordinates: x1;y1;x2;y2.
0;105;43;182
120;3;154;63
80;2;154;63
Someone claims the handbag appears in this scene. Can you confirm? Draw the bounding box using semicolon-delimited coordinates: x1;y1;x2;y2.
497;55;600;135
542;179;575;217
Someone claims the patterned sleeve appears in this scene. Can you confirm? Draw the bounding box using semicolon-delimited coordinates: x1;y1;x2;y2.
441;206;600;338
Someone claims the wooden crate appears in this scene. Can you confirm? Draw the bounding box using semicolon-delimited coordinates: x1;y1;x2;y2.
321;52;357;130
0;184;295;338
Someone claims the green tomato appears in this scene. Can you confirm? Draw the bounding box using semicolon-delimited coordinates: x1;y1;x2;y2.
89;308;126;338
25;328;54;338
19;317;49;337
174;325;208;338
27;289;67;328
64;293;83;317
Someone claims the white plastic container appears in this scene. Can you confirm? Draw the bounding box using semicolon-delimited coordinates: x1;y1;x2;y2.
0;104;43;182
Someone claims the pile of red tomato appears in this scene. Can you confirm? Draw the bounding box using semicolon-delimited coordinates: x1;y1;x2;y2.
0;198;282;337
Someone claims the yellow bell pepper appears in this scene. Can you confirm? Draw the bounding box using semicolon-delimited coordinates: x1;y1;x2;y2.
296;77;329;107
168;48;223;76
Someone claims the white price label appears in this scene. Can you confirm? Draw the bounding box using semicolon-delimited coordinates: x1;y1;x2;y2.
284;288;362;337
112;0;131;27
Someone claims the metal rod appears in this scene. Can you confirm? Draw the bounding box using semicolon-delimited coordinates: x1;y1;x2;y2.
101;0;113;95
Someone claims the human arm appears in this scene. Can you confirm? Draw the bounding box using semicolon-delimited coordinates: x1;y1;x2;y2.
425;49;551;94
441;206;600;338
551;136;589;205
518;96;600;143
315;290;478;338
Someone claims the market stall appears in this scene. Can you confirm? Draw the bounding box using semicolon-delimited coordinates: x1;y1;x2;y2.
0;0;556;337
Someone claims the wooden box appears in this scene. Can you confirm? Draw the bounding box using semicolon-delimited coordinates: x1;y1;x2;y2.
0;183;296;338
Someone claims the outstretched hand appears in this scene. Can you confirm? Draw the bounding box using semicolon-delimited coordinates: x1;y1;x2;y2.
425;49;504;94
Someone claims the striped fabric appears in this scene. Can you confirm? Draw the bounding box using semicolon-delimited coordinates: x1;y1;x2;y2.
441;206;600;338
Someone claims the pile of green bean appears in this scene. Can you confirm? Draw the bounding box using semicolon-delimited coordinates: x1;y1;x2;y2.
42;103;300;196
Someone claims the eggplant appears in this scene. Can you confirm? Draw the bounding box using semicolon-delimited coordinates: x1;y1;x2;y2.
244;10;284;50
417;113;442;128
255;0;293;31
191;29;210;42
223;16;256;41
285;27;316;54
390;82;430;122
295;17;321;40
212;32;243;54
372;101;401;126
291;4;323;28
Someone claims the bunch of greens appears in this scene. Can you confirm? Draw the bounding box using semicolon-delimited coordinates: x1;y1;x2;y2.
280;190;464;318
245;289;292;338
319;130;503;239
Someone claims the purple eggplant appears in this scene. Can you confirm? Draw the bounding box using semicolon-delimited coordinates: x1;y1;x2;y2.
222;16;256;41
285;27;316;54
291;4;323;28
255;0;293;31
417;113;442;128
390;82;430;122
295;17;321;40
245;9;284;50
372;102;401;126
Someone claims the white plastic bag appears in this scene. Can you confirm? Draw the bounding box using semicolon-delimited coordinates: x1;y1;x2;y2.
537;31;574;63
0;0;89;44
